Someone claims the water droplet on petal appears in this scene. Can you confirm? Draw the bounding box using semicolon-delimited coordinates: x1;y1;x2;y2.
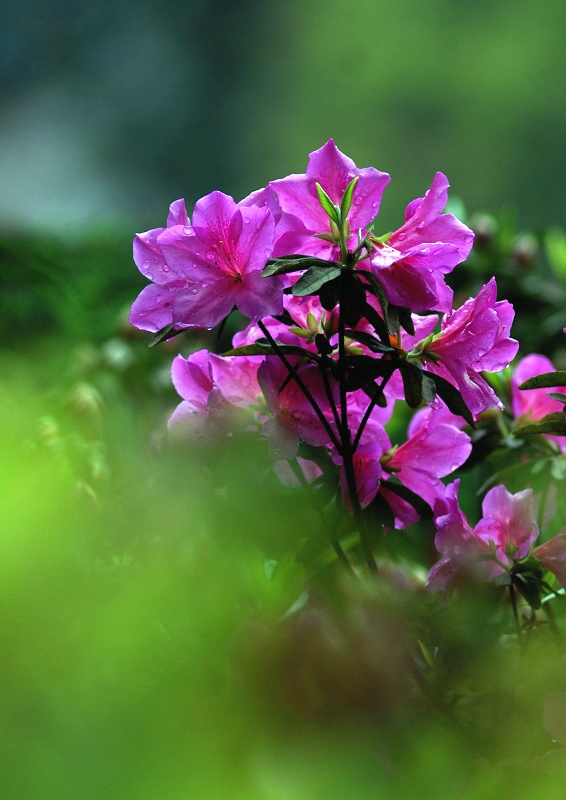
142;259;150;270
183;226;192;235
189;287;199;295
162;265;170;272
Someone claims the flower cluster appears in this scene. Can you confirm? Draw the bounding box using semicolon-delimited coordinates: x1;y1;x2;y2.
131;140;528;573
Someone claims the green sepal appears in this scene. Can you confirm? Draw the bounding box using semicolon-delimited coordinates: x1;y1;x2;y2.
292;265;342;296
427;372;475;428
315;182;340;224
516;412;566;436
261;255;334;278
519;371;566;390
340;176;359;221
380;478;434;519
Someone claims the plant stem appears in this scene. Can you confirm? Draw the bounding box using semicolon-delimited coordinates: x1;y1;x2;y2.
509;581;525;653
337;276;377;573
257;319;341;452
352;367;395;452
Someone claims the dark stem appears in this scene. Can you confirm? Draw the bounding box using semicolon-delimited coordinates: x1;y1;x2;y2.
289;460;357;578
257;319;341;452
337;278;377;573
509;581;525;653
352;366;395;452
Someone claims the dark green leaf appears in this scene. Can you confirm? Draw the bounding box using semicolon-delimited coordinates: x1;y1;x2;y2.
344;329;394;354
340;274;367;326
396;305;415;336
293;265;342;296
517;412;566;436
340;176;359;221
361;301;390;342
547;392;566;404
428;372;475;428
148;323;184;347
519;371;566;390
357;269;393;331
222;342;318;360
399;362;425;409
315;182;340;223
261;255;334;277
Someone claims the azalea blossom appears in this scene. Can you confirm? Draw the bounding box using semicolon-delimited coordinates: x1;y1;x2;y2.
380;406;472;527
369;172;474;313
168;349;262;438
131;191;284;332
130;199;192;332
426;483;539;591
269;139;390;260
417;278;519;416
511;353;566;450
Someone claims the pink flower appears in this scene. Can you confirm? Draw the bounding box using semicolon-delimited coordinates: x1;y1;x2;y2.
426;483;539;591
257;358;337;459
534;529;566;589
168;349;262;438
269;139;390;259
131;192;283;332
130;199;192;332
163;191;285;327
420;278;519;416
368;173;474;313
380;406;471;527
511;354;566;450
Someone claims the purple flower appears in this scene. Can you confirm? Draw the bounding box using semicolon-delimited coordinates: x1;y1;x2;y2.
131;192;284;332
168;349;262;439
380;406;471;527
534;529;566;590
130;199;192;332
426;483;539;591
420;278;519;416
368;173;474;313
269;139;390;259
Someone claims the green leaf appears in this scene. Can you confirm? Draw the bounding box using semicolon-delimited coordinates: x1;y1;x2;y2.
428;372;475;428
396;305;415;336
517;412;566;436
357;269;393;331
361;301;390;342
293;265;342;296
340;176;359;221
148;323;185;347
315;182;340;224
519;371;566;390
222;342;318;360
343;330;394;354
399;362;426;408
380;479;433;519
261;255;334;277
547;392;566;404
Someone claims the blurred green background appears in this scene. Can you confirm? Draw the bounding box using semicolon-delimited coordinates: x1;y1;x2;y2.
3;1;566;797
1;0;565;233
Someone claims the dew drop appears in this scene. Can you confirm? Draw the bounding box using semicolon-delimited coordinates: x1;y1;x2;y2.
152;256;160;265
244;218;251;224
183;226;192;235
189;287;199;295
142;259;150;270
162;265;170;272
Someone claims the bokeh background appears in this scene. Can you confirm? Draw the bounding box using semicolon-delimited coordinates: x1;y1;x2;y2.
3;2;566;798
2;0;565;234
